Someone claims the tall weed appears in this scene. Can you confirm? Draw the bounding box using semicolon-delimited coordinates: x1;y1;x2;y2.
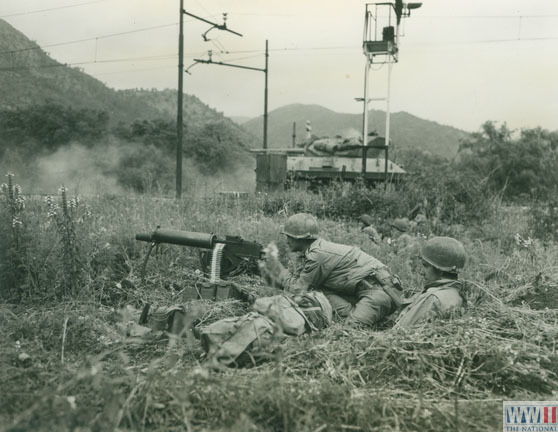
0;173;28;300
44;187;91;298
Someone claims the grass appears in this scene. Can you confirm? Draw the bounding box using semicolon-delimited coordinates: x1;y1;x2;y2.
1;183;558;431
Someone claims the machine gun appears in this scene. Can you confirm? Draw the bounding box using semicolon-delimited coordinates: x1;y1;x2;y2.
135;228;263;280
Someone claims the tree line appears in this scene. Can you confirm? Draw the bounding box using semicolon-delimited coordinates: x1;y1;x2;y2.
0;103;251;192
1;103;557;205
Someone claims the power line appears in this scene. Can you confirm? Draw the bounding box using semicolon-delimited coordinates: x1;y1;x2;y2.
0;0;109;18
416;14;558;19
0;48;261;73
84;54;177;63
227;12;295;17
210;38;229;54
93;65;175;76
1;35;557;75
0;12;223;57
366;13;558;19
214;35;558;54
207;39;228;58
222;54;263;62
93;53;263;77
191;0;220;23
2;9;555;61
408;35;558;46
0;13;220;57
0;53;179;72
0;22;179;56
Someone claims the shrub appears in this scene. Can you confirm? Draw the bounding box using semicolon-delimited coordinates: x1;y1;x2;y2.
399;149;495;226
260;170;493;229
458;122;558;202
528;194;558;243
111;144;174;193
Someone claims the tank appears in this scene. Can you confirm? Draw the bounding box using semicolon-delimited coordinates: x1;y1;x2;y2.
252;133;406;191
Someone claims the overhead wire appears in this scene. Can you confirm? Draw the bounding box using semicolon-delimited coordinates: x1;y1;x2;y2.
0;22;180;56
203;34;558;55
1;3;558;77
0;48;268;75
2;33;558;75
187;0;236;57
368;13;558;19
0;53;180;72
222;54;263;62
92;54;263;77
407;35;558;46
415;14;558;19
211;38;229;54
0;13;224;57
208;40;225;60
1;4;556;58
2;32;557;64
93;65;175;76
191;0;220;23
0;0;109;18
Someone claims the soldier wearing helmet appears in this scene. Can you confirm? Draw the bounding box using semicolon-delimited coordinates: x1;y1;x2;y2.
359;214;382;244
385;217;419;251
262;213;404;328
395;236;467;328
391;217;411;233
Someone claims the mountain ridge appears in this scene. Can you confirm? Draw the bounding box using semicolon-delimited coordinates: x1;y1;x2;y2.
0;18;258;149
1;18;467;160
242;104;469;159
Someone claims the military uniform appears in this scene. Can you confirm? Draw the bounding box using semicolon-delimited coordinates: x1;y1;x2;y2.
277;238;401;327
395;279;464;328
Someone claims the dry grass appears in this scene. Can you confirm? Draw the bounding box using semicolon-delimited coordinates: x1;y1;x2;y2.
1;189;558;431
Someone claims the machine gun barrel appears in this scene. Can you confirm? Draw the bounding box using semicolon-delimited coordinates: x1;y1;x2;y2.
135;227;264;279
135;228;217;249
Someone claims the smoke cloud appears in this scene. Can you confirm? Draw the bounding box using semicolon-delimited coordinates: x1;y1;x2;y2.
34;142;125;195
340;128;362;139
1;141;256;197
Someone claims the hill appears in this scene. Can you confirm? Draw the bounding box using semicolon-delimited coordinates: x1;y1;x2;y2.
230;116;252;125
242;104;469;159
0;19;257;146
0;19;262;193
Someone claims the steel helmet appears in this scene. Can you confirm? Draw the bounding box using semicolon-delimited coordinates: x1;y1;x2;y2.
359;214;374;227
391;217;410;232
421;236;466;273
281;213;319;240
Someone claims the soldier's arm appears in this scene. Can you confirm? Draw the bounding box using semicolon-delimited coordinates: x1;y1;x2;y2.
395;294;440;328
277;259;326;295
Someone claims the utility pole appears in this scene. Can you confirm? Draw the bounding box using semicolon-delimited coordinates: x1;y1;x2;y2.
176;0;184;199
263;39;269;149
193;39;269;149
361;60;370;174
175;6;242;199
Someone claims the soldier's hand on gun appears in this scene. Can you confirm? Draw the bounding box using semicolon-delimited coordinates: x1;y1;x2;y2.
259;242;285;278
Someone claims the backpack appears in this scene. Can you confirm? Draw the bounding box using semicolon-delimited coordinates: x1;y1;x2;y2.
200;292;332;367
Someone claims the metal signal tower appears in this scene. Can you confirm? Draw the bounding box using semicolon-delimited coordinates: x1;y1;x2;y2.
361;1;421;186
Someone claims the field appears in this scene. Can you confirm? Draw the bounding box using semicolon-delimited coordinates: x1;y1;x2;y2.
1;178;558;432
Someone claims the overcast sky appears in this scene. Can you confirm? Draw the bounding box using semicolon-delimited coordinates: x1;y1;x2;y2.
2;0;558;132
